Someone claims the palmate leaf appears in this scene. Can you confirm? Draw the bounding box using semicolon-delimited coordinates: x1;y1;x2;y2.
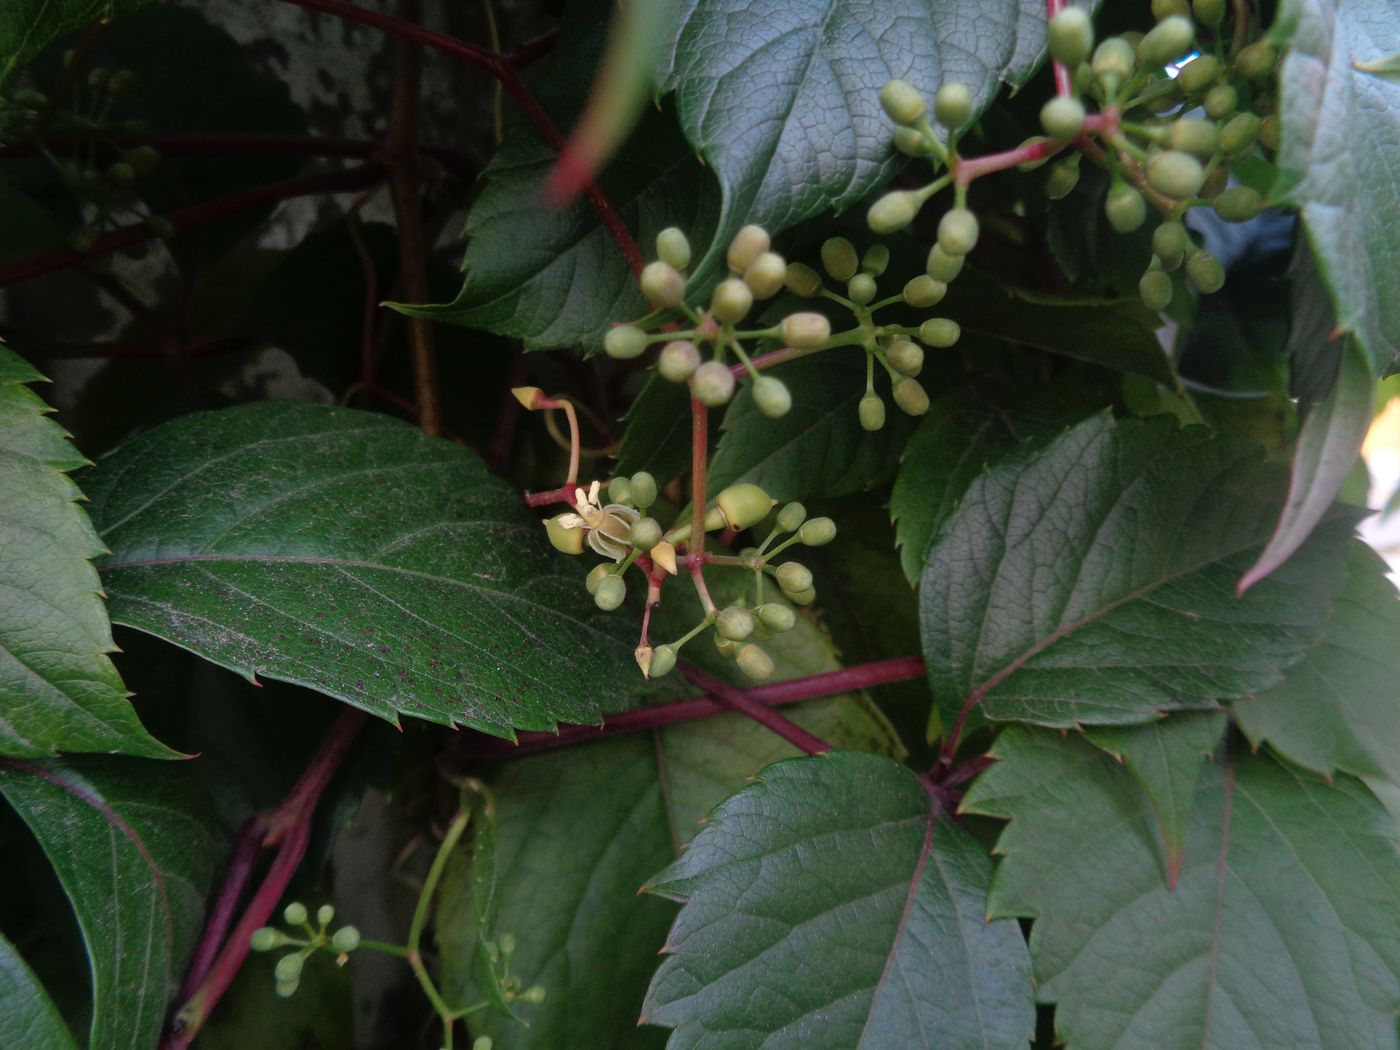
83;401;639;737
0;0;151;84
918;414;1354;733
0;931;78;1050
660;0;1056;270
437;570;902;1050
963;727;1400;1050
1276;0;1400;374
0;347;170;759
1234;542;1400;785
642;751;1034;1049
0;757;221;1050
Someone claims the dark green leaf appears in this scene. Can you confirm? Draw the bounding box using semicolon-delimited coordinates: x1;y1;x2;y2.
1234;542;1400;785
642;751;1034;1048
919;414;1353;732
0;0;149;83
1084;710;1227;883
661;0;1048;268
84;401;639;737
1276;0;1400;374
437;570;901;1050
0;931;78;1050
0;346;169;759
0;757;221;1050
1239;337;1373;591
964;728;1400;1050
614;374;695;486
706;353;915;500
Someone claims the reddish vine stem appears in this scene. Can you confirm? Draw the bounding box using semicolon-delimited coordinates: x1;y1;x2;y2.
274;0;645;275
163;708;367;1049
1046;0;1073;96
680;663;831;756
0;163;384;287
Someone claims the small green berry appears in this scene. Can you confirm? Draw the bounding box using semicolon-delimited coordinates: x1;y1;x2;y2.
717;606;755;641
629;517;663;551
880;79;926;125
859;393;886;431
1105;182;1147;233
1204;83;1238;120
1040;95;1086;141
752;375;793;418
715;483;776;530
1170;117;1219;156
893;377;931;416
656;226;691;269
1152;221;1190;269
1192;0;1225;25
275;979;299;999
710;277;753;323
781;312;831;349
785;262;823;298
332;926;361;953
630;471;658;508
648;644;677;678
1235;40;1277;80
848;272;877;305
861;244;890;277
744;251;788;299
1219;112;1261;156
640;261;685;309
1139;269;1173;311
786;585;817;606
520;986;547;1005
727;224;770;273
1176;54;1220;94
1138;16;1195;68
714;633;739;658
903;275;946;308
604;325;647;359
820;237;859;281
658;340;701;382
886;339;925;376
1043;156;1081;200
1048;8;1094;67
937;207;980;256
919;317;960;348
1199;164;1229;198
274;954;304;983
1259;114;1280;151
934;82;975;128
608;475;631;503
283;903;308;926
1185;249;1225;293
1152;0;1191;18
776;502;807;532
893;125;934;156
585;563;611;594
776;561;813;593
316;904;335;927
1146;150;1206;198
594;575;626;611
867;190;919;233
799;517;836;546
736;643;775;681
1213;185;1263;222
250;928;284;952
757;603;797;633
107;161;135;186
1092;38;1136;92
925;244;965;282
473;1037;494;1050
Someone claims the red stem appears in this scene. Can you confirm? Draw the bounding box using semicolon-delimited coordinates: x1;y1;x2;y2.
523;482;582;508
164;709;367;1049
1047;0;1072;97
679;663;831;756
275;0;644;275
0;163;384;288
174;818;263;1002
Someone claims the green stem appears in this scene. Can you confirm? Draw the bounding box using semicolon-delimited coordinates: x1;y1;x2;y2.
404;802;474;1045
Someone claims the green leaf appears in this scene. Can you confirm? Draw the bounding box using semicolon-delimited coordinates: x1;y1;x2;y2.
437;568;902;1050
1234;542;1400;785
0;757;221;1050
1239;336;1373;592
963;728;1400;1050
1084;710;1227;884
642;751;1034;1048
661;0;1048;268
0;0;150;84
943;269;1178;386
706;353;915;501
614;374;695;486
396;3;717;353
0;346;170;759
83;401;639;738
1276;0;1400;374
919;414;1353;732
0;931;79;1050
